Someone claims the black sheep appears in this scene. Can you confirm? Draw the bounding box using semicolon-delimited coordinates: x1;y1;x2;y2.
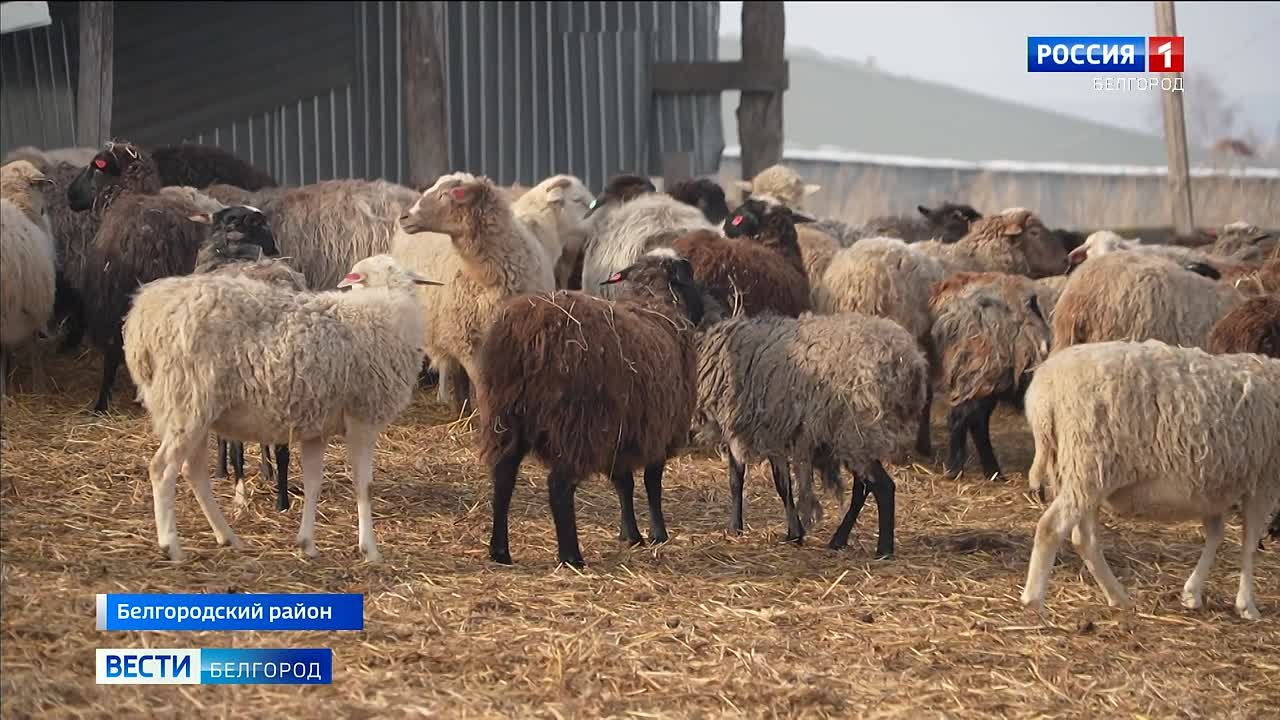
668;178;730;225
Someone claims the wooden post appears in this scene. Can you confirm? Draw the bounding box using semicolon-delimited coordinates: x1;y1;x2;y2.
1155;1;1194;234
76;1;113;148
402;1;450;189
736;1;785;181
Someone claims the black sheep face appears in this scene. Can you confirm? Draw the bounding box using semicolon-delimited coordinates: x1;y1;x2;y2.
585;173;656;218
918;202;983;243
723;198;767;238
668;178;729;225
601;251;704;325
212;206;278;257
67;144;145;212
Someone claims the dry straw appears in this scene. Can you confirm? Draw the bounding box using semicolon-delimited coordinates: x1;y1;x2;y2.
1;349;1277;718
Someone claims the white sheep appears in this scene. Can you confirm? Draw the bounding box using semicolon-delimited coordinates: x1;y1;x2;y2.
1;161;57;395
122;254;440;562
1020;340;1280;620
580;191;715;299
510;174;594;288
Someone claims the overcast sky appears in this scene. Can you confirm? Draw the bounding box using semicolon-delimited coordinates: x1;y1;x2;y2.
720;1;1280;141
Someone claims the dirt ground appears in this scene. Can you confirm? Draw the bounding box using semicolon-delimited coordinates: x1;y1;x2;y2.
2;353;1277;719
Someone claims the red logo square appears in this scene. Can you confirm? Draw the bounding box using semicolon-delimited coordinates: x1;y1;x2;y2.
1149;36;1184;72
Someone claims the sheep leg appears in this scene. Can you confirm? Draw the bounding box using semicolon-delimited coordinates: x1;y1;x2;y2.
774;458;804;545
915;382;933;456
53;278;85;354
1236;500;1269;620
215;438;229;479
944;401;974;475
727;449;748;534
968;396;1001;479
1181;515;1224;610
547;469;585;568
829;470;867;551
230;442;247;509
295;437;327;558
148;435;188;562
643;462;670;545
868;460;896;560
1070;508;1129;608
1020;495;1082;613
182;442;241;549
346;429;381;563
274;445;291;512
92;345;123;414
610;469;644;546
26;341;46;393
487;444;524;565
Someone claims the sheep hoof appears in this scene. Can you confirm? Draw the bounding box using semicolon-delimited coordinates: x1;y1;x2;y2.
874;548;894;561
362;547;383;563
785;534;804;546
649;531;670;545
827;538;848;551
296;537;318;558
162;544;186;563
559;554;586;569
218;534;243;549
1019;592;1043;613
490;547;513;565
1237;603;1261;621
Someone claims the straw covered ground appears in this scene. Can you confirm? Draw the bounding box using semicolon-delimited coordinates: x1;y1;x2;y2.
2;352;1278;719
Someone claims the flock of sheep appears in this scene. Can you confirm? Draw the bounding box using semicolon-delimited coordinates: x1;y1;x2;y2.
1;141;1278;621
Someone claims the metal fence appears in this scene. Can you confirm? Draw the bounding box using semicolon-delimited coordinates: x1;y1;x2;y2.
2;1;723;192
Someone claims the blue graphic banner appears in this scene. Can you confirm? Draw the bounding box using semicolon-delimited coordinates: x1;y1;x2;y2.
96;593;363;631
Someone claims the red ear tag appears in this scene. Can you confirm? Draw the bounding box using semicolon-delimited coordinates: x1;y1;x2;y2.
450;186;470;201
731;215;743;226
607;272;623;283
93;158;107;169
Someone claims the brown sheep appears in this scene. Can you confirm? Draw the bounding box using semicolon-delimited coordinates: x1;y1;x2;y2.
479;249;703;567
915;208;1069;278
1208;295;1280;358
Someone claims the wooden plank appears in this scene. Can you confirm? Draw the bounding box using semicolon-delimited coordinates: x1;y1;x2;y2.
736;2;785;180
76;1;113;148
651;60;788;93
1154;1;1194;234
402;0;449;189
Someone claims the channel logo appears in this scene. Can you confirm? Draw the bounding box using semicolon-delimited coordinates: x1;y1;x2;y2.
96;648;332;685
1027;36;1184;73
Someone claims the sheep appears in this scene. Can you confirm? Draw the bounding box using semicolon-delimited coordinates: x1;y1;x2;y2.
188;205;298;510
149;143;278;190
1;161;57;396
858;202;983;244
1051;251;1241;353
722;195;829;278
3;145;98;171
479;250;703;567
1208;294;1280;359
1019;340;1280;620
694;310;929;556
122;254;440;562
566;174;656;290
248;179;419;291
813;236;946;454
735;164;821;209
668;177;730;225
396;174;555;411
913;208;1069;278
1065;229;1214;270
64;142;219;413
1210;221;1276;263
509;174;594;288
928;272;1052;478
580;176;715;299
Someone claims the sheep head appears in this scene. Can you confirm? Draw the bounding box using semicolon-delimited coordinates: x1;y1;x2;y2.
668;178;729;225
917;202;982;243
601;248;704;326
723;196;814;247
338;254;443;291
965;209;1067;279
736;164;821;209
193;205;279;262
67;141;159;212
399;173;498;237
584;173;655;218
1066;230;1139;270
0;160;55;217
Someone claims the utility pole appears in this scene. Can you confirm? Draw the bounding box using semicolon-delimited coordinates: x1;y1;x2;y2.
736;1;785;180
76;2;113;148
1155;1;1194;234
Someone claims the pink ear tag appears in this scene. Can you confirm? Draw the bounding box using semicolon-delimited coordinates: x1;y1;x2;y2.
94;158;107;169
731;215;743;226
450;186;469;201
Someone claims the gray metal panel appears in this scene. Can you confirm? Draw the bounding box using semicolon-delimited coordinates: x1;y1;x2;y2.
0;18;78;153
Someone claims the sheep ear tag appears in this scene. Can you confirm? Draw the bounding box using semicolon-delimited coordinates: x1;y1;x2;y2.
730;215;743;226
449;186;471;203
93;158;107;170
601;271;625;285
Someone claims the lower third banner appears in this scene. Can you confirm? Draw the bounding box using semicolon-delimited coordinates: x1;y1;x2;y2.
96;648;332;685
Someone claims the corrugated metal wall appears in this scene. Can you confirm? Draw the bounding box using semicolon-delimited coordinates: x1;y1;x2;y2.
0;16;78;153
2;1;723;192
446;1;723;190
